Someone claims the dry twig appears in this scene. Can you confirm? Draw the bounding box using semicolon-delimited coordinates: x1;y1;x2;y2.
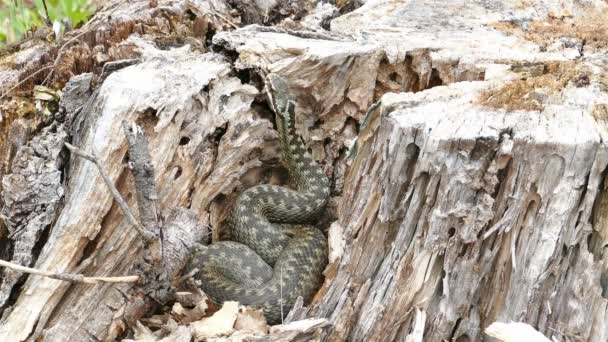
0;65;54;99
41;0;52;25
0;258;139;284
64;142;157;242
209;10;239;29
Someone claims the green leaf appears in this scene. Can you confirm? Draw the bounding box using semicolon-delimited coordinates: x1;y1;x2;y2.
0;0;96;46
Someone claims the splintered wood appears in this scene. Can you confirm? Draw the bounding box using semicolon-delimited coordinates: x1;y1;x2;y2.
1;0;608;341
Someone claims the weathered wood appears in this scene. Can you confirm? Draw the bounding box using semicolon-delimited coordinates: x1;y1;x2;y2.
212;24;380;196
210;2;608;341
1;0;608;341
0;39;233;340
214;1;608;341
309;81;608;341
0;123;66;310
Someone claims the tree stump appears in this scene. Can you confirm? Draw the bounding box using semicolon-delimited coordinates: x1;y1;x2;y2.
0;0;607;341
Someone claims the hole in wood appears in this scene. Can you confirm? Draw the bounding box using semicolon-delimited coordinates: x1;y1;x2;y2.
174;166;183;180
450;317;463;340
470;137;493;161
406;143;420;159
428;68;443;88
179;136;190;145
345;116;359;135
601;261;608;299
458;244;468;257
210;124;227;143
389;71;400;82
312;118;325;130
136;107;159;131
448;227;456;237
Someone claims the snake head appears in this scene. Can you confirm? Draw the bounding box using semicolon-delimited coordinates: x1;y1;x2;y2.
265;73;296;120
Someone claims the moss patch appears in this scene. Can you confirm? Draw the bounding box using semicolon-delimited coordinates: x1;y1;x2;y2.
478;61;596;111
491;10;608;52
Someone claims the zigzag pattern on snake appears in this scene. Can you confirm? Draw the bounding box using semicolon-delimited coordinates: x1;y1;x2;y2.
188;74;329;324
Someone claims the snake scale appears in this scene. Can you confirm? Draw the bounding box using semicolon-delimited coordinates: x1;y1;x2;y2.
188;74;329;324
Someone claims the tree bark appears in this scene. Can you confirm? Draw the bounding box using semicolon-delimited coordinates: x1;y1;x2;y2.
1;0;607;341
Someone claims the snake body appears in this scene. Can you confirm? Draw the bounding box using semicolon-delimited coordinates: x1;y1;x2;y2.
188;74;329;324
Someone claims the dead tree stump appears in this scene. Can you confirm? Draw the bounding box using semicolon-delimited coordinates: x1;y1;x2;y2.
1;0;607;341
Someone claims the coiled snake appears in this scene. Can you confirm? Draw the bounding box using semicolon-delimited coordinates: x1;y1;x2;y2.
188;74;329;324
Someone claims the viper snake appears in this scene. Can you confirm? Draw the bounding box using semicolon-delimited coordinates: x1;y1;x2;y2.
188;74;329;324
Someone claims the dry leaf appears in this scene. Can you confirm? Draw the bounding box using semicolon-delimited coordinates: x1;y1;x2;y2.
157;326;192;342
124;321;157;342
172;303;186;317
234;307;268;335
191;301;239;340
485;322;551;342
189;299;209;321
269;318;330;336
171;298;209;324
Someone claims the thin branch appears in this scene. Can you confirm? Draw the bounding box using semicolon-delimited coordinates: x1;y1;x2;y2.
0;258;139;284
0;65;54;99
1;5;121;98
64;142;157;242
280;264;284;324
0;24;92;99
174;268;199;285
41;0;52;26
210;10;238;29
41;5;122;87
